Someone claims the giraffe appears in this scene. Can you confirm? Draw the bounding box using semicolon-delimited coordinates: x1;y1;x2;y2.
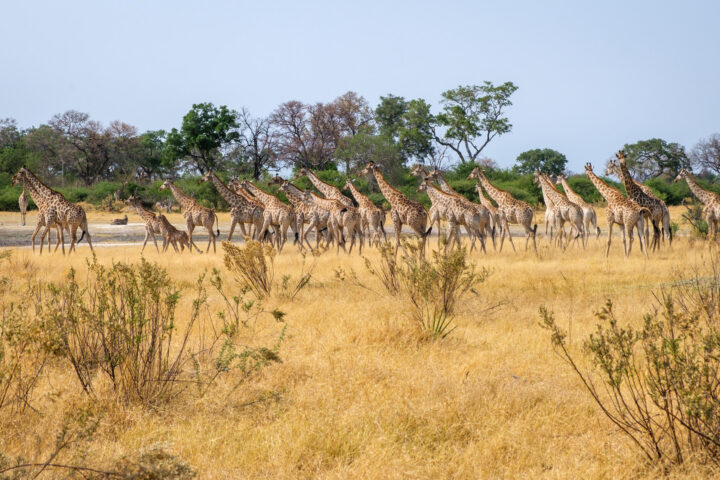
270;175;330;251
674;167;720;240
606;157;670;249
534;172;585;249
17;167;94;254
159;180;220;253
18;186;28;226
343;178;387;247
535;173;558;244
585;163;649;258
417;176;487;253
555;174;600;241
295;167;354;208
467;167;537;253
11;170;64;254
359;161;432;256
238;179;300;252
200;171;263;241
114;180;127;202
304;190;364;254
157;214;201;253
425;167;496;247
125;194;165;253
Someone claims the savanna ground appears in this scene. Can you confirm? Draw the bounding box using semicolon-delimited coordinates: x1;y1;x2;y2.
1;207;718;479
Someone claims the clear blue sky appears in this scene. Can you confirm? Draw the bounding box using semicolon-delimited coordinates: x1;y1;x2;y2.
1;0;718;173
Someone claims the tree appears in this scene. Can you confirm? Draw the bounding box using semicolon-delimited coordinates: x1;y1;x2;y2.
24;124;74;182
690;134;720;175
514;148;567;176
398;99;436;165
375;94;408;139
164;103;240;174
335;132;403;178
434;82;518;163
235;108;278;179
621;138;690;180
135;130;168;181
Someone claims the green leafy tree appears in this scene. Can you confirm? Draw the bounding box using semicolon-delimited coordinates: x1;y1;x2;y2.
513;148;567;176
335;132;403;179
375;94;408;139
434;82;518;163
398;99;436;165
164;103;240;174
135;130;168;180
621;138;690;180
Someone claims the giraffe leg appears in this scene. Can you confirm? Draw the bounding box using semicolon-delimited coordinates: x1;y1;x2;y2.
605;221;614;257
141;229;151;252
186;222;199;253
151;231;160;253
625;223;634;258
637;218;649;259
227;218;238;242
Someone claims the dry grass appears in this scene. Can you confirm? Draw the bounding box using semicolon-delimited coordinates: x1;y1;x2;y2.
1;206;719;479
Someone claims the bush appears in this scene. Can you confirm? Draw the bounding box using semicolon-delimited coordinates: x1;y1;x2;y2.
541;261;720;465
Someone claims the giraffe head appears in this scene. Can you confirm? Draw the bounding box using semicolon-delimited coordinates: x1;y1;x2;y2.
426;167;441;181
605;159;620;177
159;179;172;191
673;167;690;183
554;174;565;186
268;174;285;185
467;167;484;181
295;167;310;179
125;194;140;206
239;179;252;191
11;171;23;187
13;168;31;187
532;171;542;186
199;171;213;183
227;176;241;192
343;178;355;191
584;163;594;174
616;150;627;165
416;176;430;193
409;164;427;178
359;162;378;177
278;180;295;197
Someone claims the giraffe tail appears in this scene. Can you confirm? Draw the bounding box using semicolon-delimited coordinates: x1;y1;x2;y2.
533;224;538;235
422;226;433;238
78;230;86;243
214;214;220;237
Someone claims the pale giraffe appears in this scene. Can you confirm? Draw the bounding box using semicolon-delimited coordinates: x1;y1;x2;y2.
200;171;263;241
157;214;201;253
535;173;558;244
239;179;300;252
159;180;220;253
17;167;94;254
270;175;330;251
555;175;600;241
425;167;496;248
125;194;164;253
534;172;585;249
468;167;537;253
12;170;65;254
474;184;504;239
409;165;454;248
673;167;720;240
304;190;364;254
585;163;649;258
343;179;387;246
417;176;487;253
605;157;670;249
18;186;28;226
359;161;431;256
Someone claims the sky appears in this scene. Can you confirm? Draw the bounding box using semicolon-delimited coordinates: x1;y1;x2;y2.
1;0;718;173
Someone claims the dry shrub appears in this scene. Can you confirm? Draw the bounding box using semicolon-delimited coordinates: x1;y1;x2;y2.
222;240;314;300
542;260;720;466
41;256;198;405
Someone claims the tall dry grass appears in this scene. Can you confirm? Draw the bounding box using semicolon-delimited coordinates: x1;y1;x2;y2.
1;210;720;478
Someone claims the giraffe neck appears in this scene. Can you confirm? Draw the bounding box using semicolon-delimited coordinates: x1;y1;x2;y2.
537;178;556;208
539;175;567;204
475;187;494;209
347;183;374;208
209;173;244;208
372;169;406;208
560;177;584;205
282;182;309;207
18;176;48;209
684;173;719;205
616;160;644;199
423;182;452;206
305;170;338;198
23;169;61;203
129;199;157;223
475;171;512;205
167;182;195;209
434;172;458;196
244;181;280;205
586;170;623;203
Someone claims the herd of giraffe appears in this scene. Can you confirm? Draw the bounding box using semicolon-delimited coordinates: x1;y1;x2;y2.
9;153;720;257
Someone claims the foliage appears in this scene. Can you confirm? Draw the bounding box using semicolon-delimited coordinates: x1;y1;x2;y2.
542;260;720;465
513;148;568;176
164;103;240;174
434;82;518;163
621;138;691;181
680;200;709;237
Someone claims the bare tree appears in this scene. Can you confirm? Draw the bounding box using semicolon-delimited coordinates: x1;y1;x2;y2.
236;108;278;179
691;134;720;175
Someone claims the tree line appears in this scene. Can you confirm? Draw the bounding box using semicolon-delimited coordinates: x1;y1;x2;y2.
1;82;719;211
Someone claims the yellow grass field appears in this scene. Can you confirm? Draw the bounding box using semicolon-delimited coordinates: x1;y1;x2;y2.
1;207;718;479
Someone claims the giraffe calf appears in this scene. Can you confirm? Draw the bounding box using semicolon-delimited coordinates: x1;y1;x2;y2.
158;215;201;253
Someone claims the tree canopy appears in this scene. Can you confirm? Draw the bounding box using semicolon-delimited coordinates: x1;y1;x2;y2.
513;148;567;176
621;138;690;180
